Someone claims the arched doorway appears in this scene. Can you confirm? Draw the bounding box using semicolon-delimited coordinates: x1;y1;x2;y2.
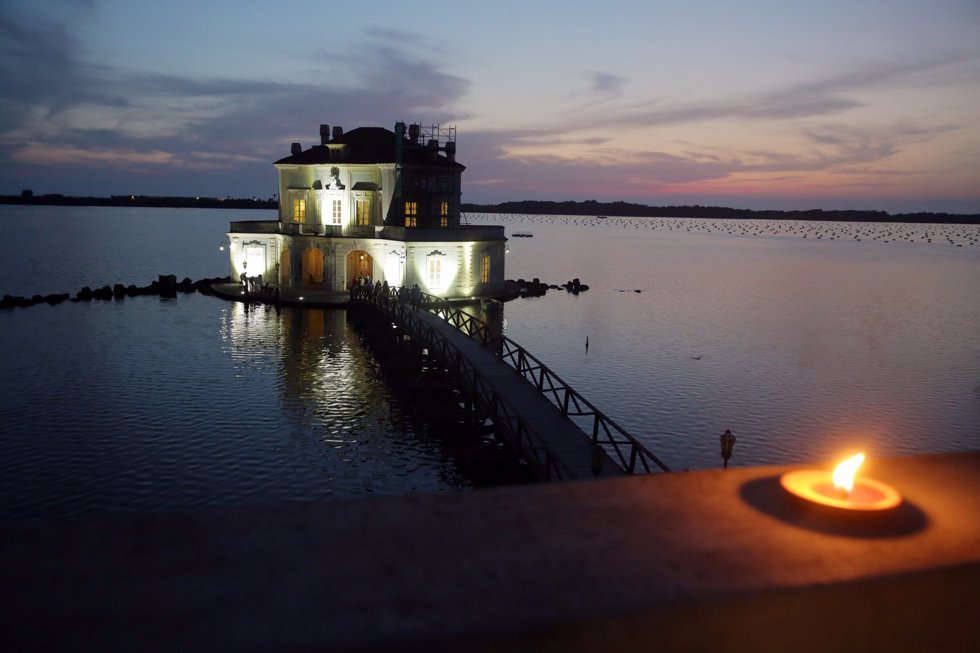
280;246;291;285
346;250;373;287
302;247;324;287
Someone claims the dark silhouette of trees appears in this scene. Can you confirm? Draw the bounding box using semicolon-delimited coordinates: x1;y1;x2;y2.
461;200;979;224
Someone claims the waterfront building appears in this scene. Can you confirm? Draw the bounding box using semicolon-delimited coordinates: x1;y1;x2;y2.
227;122;506;298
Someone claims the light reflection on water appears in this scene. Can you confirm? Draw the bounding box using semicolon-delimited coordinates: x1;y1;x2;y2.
471;214;980;471
0;294;473;520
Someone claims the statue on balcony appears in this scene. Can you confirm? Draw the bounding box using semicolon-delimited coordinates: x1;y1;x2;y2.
327;167;345;190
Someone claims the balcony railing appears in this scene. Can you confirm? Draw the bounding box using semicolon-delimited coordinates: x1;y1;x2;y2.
380;225;505;241
229;221;506;242
229;220;280;234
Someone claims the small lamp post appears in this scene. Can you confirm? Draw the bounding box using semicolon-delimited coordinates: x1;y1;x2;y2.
720;429;736;469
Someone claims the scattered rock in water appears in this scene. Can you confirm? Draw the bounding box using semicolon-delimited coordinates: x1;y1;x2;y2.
1;294;36;309
158;275;177;298
507;277;592;298
563;278;590;294
514;277;549;298
92;285;113;300
44;293;69;305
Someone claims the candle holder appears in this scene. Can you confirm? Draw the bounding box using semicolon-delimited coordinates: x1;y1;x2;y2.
780;453;902;512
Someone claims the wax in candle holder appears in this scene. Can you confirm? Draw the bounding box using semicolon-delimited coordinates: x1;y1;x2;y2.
780;453;902;512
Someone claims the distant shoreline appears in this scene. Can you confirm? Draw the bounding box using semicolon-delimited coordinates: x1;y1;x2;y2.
2;194;977;224
0;194;276;210
463;200;980;225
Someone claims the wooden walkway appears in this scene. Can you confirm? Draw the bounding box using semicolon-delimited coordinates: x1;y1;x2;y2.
356;290;669;481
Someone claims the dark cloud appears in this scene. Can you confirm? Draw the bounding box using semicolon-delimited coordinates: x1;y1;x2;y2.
456;52;978;207
458;130;732;202
2;7;975;213
590;72;626;96
458;113;965;206
0;10;88;128
0;12;469;196
566;52;979;130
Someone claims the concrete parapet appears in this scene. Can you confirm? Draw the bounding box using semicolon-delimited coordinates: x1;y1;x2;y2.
1;452;977;651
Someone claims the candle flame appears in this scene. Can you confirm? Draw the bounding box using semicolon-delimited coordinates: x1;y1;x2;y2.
832;453;865;494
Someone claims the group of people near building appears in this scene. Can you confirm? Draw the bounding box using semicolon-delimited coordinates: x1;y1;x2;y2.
349;275;423;309
239;272;264;293
349;275;383;300
398;283;423;310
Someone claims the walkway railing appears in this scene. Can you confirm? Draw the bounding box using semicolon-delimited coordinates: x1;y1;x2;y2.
354;285;670;475
356;285;575;479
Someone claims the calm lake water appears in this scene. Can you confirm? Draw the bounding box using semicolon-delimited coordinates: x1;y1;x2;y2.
471;213;979;471
1;205;978;519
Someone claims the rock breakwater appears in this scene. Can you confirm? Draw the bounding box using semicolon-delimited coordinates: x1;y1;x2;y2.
1;275;231;310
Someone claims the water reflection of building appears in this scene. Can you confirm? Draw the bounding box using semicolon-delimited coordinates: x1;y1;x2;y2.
228;123;506;299
222;301;476;492
225;301;377;438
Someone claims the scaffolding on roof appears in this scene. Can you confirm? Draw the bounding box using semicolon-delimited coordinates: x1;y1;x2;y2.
406;123;456;145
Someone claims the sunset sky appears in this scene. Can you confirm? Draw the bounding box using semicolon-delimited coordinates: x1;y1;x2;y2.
2;0;979;212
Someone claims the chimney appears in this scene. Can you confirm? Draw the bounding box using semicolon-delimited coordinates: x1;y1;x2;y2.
408;123;421;143
319;124;330;145
444;140;456;161
290;142;302;156
332;125;343;139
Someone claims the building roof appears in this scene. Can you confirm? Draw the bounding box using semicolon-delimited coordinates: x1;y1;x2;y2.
275;126;464;170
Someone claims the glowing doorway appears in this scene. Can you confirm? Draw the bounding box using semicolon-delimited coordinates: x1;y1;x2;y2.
280;247;291;284
346;250;373;287
302;247;324;286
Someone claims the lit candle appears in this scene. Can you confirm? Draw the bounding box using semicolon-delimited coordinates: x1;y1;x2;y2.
780;453;902;511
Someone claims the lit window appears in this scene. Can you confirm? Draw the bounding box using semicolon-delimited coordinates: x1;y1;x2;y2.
356;199;370;226
427;256;441;287
404;200;417;227
292;198;306;222
481;252;490;284
440;201;449;227
330;199;342;225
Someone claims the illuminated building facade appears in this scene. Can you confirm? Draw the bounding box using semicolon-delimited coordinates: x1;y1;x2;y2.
227;122;506;298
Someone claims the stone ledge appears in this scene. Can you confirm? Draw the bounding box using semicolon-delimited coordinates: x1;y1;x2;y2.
2;451;978;652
